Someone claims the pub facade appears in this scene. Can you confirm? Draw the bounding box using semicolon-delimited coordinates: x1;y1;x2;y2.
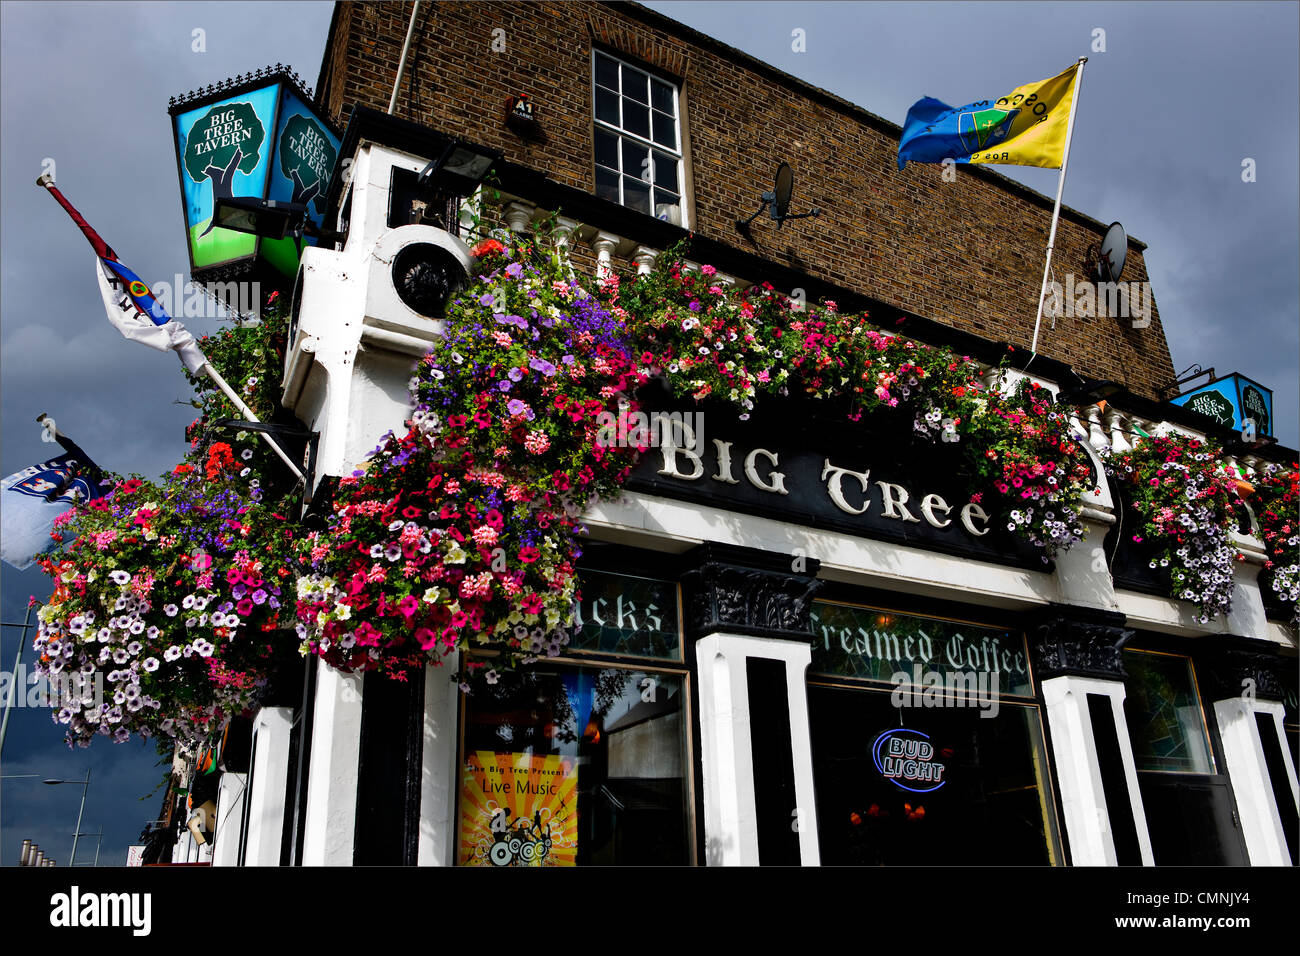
180;0;1297;867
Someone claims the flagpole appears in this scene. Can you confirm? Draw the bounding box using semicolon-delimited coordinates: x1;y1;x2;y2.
37;175;309;497
198;362;309;491
1030;56;1087;355
388;1;422;115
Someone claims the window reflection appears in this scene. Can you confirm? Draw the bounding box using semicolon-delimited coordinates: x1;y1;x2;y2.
459;666;689;865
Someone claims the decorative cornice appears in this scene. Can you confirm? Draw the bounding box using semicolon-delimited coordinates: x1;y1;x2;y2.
678;543;822;642
168;64;314;112
1194;637;1290;703
1030;606;1134;681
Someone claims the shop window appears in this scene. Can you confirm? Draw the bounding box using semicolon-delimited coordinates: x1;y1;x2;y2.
457;664;691;866
456;567;691;866
807;601;1060;865
592;50;686;225
1123;649;1247;865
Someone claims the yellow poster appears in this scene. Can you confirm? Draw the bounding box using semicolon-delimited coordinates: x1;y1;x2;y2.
458;751;579;866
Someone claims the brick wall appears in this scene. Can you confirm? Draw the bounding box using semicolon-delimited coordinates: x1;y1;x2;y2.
316;0;1176;399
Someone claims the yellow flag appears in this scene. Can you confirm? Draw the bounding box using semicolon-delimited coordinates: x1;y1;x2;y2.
898;62;1081;170
967;64;1079;168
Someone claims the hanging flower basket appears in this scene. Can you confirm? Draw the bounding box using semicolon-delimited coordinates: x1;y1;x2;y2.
35;465;301;747
1103;434;1245;623
294;237;646;675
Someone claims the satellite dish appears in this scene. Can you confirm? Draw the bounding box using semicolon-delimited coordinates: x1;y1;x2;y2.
737;162;822;233
1095;221;1127;283
772;163;794;220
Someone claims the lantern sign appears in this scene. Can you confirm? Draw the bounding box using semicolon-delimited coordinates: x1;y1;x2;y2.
168;68;341;286
1170;373;1274;438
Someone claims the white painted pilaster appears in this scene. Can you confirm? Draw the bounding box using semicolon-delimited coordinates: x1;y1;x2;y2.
1041;675;1154;865
210;772;247;867
695;632;819;866
1225;535;1271;640
301;658;364;866
418;654;461;866
1212;697;1297;865
242;706;293;866
1052;516;1120;612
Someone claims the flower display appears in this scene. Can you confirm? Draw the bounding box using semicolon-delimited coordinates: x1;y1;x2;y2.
294;236;646;674
964;380;1094;555
36;235;1289;733
34;295;301;747
1104;434;1245;623
1250;460;1300;619
605;246;1094;557
35;465;298;746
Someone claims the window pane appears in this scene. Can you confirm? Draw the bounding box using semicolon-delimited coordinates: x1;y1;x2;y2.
622;99;649;139
1123;651;1215;773
652;152;678;190
458;667;691;866
568;570;681;659
622;66;649;104
623;177;651;214
621;139;649;182
653;191;680;220
594;53;619;91
651;111;677;150
650;78;674;114
594;128;619;170
595;87;620;126
595;166;619;203
809;685;1056;865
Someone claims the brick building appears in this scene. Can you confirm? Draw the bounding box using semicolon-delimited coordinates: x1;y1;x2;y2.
315;1;1173;397
188;1;1297;868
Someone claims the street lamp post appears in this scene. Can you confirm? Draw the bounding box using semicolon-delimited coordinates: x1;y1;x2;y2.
44;769;91;867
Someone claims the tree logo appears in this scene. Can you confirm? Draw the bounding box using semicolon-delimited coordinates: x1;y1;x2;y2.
1186;390;1235;428
183;101;266;237
1241;385;1270;437
278;113;337;215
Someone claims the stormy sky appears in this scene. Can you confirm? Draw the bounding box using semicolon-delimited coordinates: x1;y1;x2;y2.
1;1;1295;867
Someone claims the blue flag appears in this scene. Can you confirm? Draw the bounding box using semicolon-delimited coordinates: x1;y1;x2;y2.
0;454;108;570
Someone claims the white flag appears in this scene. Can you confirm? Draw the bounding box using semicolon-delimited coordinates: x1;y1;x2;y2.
95;258;207;374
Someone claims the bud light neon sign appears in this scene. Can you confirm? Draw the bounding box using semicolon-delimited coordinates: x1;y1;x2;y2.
872;728;947;793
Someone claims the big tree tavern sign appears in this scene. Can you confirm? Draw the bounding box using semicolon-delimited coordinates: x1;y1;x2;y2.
624;397;1044;568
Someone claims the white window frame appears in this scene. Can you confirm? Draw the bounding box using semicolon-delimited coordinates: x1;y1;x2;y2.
591;48;688;227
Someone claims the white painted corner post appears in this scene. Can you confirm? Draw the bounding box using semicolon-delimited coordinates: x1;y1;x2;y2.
685;547;822;866
418;652;462;865
210;772;247;867
1203;648;1299;865
241;705;294;866
301;658;365;865
1033;612;1154;865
